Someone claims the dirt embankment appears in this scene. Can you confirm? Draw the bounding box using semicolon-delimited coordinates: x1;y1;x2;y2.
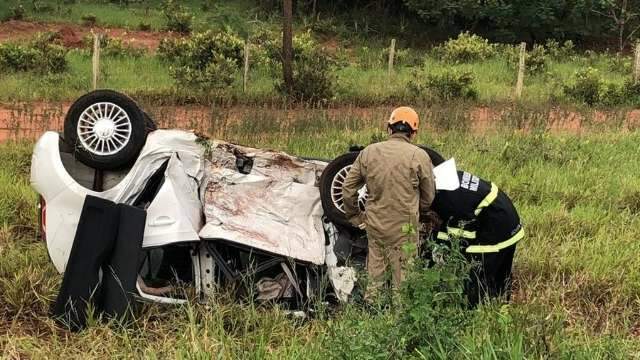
0;20;177;50
1;101;639;142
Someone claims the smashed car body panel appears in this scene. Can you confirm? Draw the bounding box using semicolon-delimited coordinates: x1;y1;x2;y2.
199;141;328;265
31;130;205;272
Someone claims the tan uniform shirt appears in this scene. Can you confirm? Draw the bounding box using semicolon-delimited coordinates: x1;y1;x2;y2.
342;134;435;245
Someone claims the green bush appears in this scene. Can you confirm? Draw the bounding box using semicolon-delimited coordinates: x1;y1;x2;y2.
137;22;151;31
9;3;26;20
436;32;496;63
563;68;604;105
80;35;145;58
0;32;68;74
562;67;631;106
323;239;471;358
408;68;478;101
105;36;144;58
162;0;193;33
157;30;244;89
544;39;575;59
264;31;338;103
504;43;548;74
81;13;97;26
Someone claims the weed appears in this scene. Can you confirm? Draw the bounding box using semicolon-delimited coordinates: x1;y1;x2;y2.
162;0;193;33
435;32;497;63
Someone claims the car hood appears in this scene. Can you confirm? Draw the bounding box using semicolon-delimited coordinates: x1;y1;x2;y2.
199;141;328;265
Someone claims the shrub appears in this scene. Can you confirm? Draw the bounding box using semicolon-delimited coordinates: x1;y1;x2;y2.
31;0;53;12
81;13;97;26
9;4;26;20
562;67;629;106
408;69;478;101
162;0;193;33
102;36;144;57
80;34;144;57
544;39;575;59
263;31;338;103
157;30;244;89
563;68;604;106
0;32;68;74
436;32;496;63
505;43;548;74
137;22;151;31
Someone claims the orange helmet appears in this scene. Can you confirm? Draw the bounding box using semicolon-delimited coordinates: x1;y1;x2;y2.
388;106;419;131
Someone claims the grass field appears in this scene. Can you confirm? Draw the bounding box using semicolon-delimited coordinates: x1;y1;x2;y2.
0;48;633;108
1;113;639;358
0;0;261;32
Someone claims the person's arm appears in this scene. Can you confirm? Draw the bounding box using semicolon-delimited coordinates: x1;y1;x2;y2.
418;152;435;214
342;152;366;227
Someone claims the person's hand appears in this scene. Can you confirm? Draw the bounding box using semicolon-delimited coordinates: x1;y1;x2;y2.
358;223;366;230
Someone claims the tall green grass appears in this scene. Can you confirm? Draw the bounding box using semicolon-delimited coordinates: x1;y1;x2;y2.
0;49;633;107
1;115;639;357
0;0;259;32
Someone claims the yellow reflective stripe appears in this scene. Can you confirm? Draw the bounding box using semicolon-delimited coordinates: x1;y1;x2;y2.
465;228;524;254
446;227;476;239
437;232;449;240
474;183;499;216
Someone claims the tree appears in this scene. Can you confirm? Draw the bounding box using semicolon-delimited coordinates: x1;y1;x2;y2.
282;0;294;94
594;0;640;51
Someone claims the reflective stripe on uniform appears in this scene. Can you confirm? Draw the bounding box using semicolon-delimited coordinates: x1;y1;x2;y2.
474;182;498;216
465;228;524;254
446;226;476;239
437;231;449;240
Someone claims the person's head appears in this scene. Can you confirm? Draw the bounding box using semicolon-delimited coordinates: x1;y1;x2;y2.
387;106;419;140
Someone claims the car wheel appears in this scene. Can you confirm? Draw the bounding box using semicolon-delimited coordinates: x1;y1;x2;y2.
63;90;150;170
319;146;445;229
319;152;368;228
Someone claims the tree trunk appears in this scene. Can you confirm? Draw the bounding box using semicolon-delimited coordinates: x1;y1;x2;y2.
282;0;294;95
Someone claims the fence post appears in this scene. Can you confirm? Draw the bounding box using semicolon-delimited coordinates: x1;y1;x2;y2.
515;42;526;99
634;42;640;84
243;41;250;93
92;32;101;90
388;38;396;76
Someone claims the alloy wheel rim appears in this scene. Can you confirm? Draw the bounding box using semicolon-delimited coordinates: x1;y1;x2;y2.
77;102;132;156
330;165;368;214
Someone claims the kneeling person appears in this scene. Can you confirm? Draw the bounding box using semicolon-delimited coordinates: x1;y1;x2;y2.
430;170;523;306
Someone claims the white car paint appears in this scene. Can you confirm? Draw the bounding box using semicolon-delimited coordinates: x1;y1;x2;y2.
31;130;205;273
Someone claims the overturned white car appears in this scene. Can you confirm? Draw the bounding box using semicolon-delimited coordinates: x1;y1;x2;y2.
31;91;452;322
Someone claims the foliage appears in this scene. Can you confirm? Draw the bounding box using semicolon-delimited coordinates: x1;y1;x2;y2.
544;39;575;60
263;31;338;103
8;3;25;20
561;67;633;106
435;32;497;63
408;68;478;100
81;13;97;26
402;0;639;45
504;43;548;74
157;30;244;90
161;0;193;33
0;32;68;74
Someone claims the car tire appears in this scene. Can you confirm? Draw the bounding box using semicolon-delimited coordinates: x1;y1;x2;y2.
319;146;445;229
319;152;361;228
63;90;150;170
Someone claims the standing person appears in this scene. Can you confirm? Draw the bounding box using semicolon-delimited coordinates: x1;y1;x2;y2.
342;106;435;299
429;170;524;306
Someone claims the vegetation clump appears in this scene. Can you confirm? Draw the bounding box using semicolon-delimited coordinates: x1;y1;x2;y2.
161;0;193;33
263;31;339;103
435;32;497;63
561;67;640;106
0;32;68;74
409;68;478;101
157;30;243;90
